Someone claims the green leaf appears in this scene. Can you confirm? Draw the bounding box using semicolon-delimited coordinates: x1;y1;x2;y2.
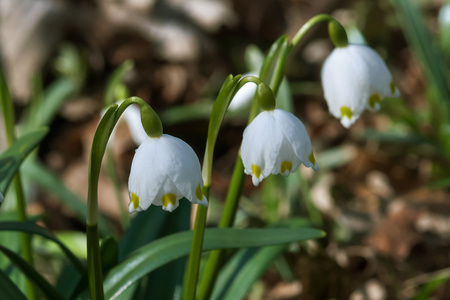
22;160;114;236
132;200;191;300
0;221;84;273
0;245;65;300
413;273;450;300
24;78;79;131
202;74;242;185
104;227;324;299
0;268;27;300
0;128;48;200
104;60;134;106
391;0;450;151
212;245;286;300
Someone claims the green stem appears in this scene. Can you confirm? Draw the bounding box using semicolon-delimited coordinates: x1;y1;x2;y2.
86;96;152;299
183;75;242;300
87;224;104;300
290;14;336;49
197;81;264;300
197;159;245;300
0;65;37;300
197;16;337;298
183;186;210;300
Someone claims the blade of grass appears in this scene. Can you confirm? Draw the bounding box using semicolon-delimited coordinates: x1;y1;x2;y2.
0;245;65;300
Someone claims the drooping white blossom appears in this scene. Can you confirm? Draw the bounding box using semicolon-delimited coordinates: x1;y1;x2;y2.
128;134;208;212
240;109;318;186
321;44;399;128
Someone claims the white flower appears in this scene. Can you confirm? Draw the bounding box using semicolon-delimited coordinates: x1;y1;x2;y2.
122;104;149;145
128;134;208;212
228;73;258;112
321;44;399;128
240;109;318;186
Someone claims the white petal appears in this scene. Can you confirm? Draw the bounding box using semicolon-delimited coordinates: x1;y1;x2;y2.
128;138;165;211
158;135;207;206
349;45;394;99
240;111;283;186
321;44;397;126
228;73;258;112
123;104;149;145
321;46;370;120
273;109;318;171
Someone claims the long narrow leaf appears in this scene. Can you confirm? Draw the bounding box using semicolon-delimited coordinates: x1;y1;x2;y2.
104;227;324;299
22;160;113;236
0;245;65;300
0;128;48;199
221;245;286;300
0;268;27;300
391;0;450;151
0;221;84;273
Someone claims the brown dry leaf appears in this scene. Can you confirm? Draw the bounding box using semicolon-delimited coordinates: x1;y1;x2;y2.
267;281;303;299
367;201;421;259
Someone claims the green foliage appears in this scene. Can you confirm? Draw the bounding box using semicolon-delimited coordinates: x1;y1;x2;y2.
0;128;48;200
104;227;324;299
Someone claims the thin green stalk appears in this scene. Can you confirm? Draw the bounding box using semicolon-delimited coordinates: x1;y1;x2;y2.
197;159;245;300
0;65;37;300
183;187;210;300
86;96;151;300
87;225;104;300
290;14;336;49
183;75;242;300
197;15;340;299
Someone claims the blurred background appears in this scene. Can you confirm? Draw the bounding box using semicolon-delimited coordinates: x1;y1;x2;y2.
1;0;450;299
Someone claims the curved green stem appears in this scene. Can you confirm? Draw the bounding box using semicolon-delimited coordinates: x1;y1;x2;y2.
184;75;242;300
86;96;154;300
290;14;336;49
0;65;37;300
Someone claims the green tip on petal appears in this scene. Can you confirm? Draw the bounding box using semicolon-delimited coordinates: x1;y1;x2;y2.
308;152;316;165
340;106;353;119
368;94;381;109
252;164;261;179
390;81;396;95
280;161;293;173
162;193;177;208
131;192;140;209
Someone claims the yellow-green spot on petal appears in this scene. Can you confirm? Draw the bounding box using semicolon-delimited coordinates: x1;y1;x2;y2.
280;161;292;173
131;192;140;209
252;164;261;179
368;94;381;109
195;184;203;200
340;106;352;119
162;193;177;208
390;81;396;94
308;151;316;165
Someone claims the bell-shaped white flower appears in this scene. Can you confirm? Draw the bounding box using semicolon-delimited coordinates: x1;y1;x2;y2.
321;44;399;128
240;109;318;186
128;134;208;212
